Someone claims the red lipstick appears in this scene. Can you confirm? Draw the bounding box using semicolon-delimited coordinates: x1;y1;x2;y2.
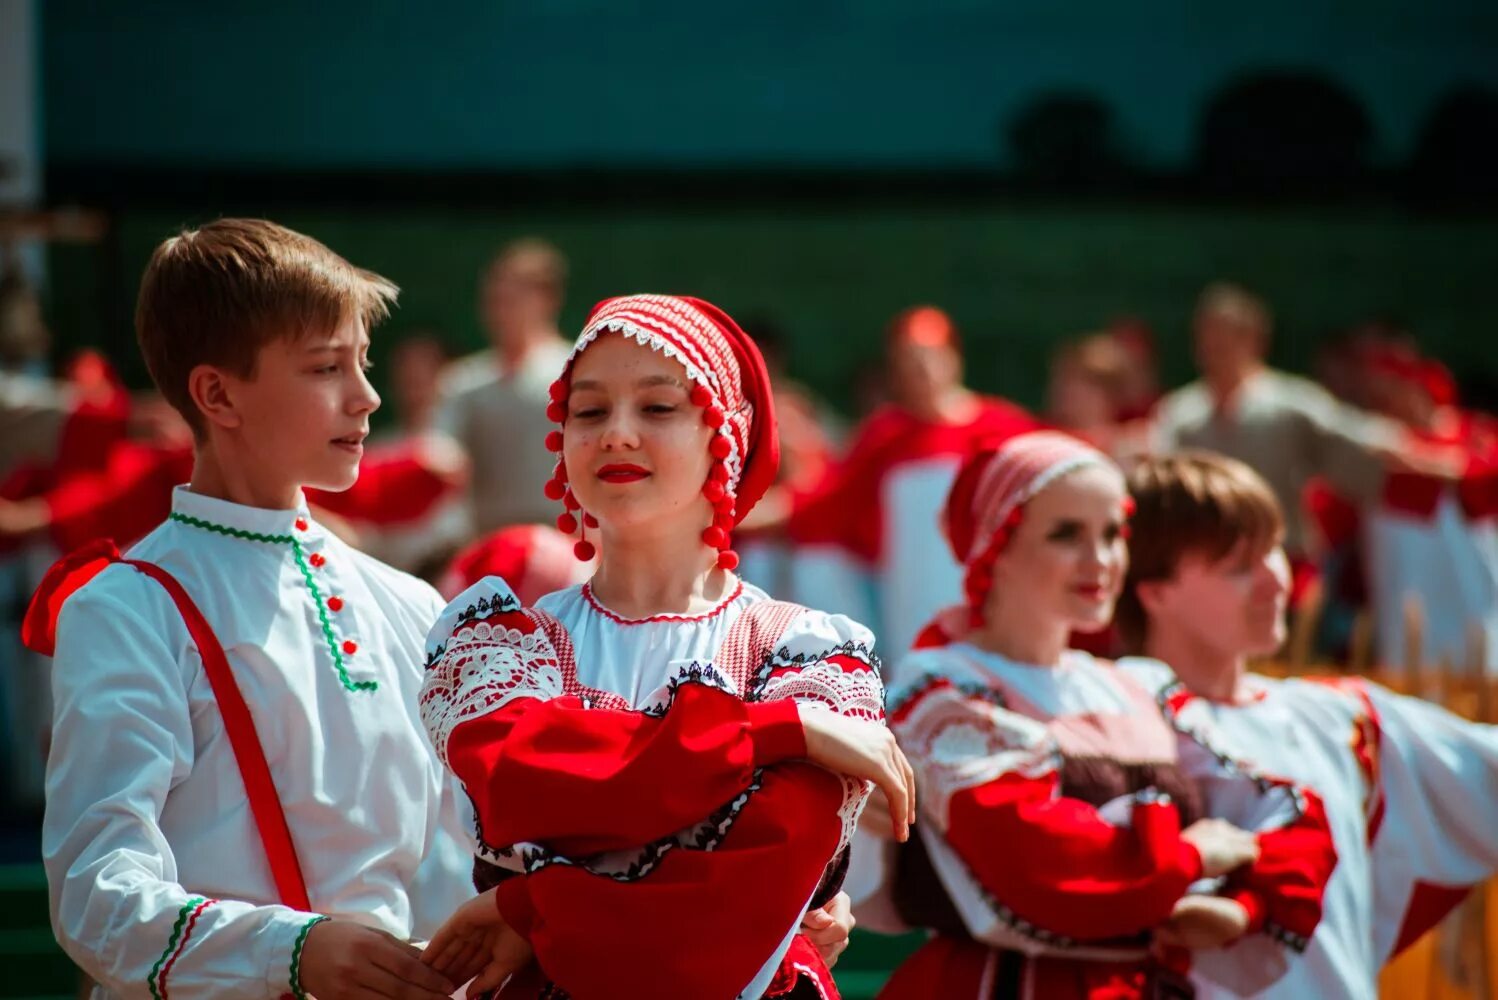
597;463;650;484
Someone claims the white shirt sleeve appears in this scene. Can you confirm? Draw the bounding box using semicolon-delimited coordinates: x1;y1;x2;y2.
44;580;323;999
1365;683;1498;961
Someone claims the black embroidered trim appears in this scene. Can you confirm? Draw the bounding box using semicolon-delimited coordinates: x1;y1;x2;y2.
519;769;765;882
1264;921;1311;953
639;661;738;718
885;668;1006;718
1155;681;1304;806
743;639;881;703
423;591;524;671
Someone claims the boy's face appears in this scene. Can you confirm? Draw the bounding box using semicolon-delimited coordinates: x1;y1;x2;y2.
219;315;380;496
1147;539;1291;661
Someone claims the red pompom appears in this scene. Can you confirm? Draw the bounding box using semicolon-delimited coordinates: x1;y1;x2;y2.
703;480;726;502
689;384;712;407
709;462;730;483
546;402;567;423
543;479;567;501
545;431;564;453
716;550;740;571
1120;496;1137;517
557;513;578;534
554;462;568;483
703;526;728;549
549;380;568;402
709;436;731;459
574;540;596;561
583;513;599;528
715;511;735;530
703;407;725;429
563;491;581;511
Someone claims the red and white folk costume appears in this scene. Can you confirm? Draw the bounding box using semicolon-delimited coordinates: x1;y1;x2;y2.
420;295;885;1000
1360;355;1498;671
1120;665;1498;1000
786;310;1039;659
876;435;1337;1000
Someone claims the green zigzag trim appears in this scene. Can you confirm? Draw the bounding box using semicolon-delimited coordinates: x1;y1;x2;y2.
148;896;204;1000
168;512;377;694
288;914;328;1000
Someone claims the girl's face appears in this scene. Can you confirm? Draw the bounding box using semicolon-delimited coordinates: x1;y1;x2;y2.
562;333;716;536
988;464;1130;633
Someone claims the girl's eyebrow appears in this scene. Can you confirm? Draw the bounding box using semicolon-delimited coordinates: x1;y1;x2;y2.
570;375;686;392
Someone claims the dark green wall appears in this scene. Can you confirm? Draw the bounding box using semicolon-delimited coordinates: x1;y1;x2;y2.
48;201;1498;420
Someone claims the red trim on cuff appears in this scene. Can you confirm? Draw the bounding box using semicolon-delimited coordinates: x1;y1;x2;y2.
495;878;536;938
747;698;807;765
1225;888;1267;935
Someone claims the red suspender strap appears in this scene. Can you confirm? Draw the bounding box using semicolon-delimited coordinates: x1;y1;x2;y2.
124;559;313;912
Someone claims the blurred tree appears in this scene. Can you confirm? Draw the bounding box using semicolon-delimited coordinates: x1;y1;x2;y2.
1195;70;1373;193
1407;85;1498;201
1005;92;1129;190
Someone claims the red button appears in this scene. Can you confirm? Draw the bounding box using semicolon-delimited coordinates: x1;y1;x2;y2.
326;596;344;612
294;517;309;532
342;639;358;655
309;552;326;568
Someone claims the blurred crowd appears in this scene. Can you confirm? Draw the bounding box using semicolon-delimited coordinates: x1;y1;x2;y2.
3;236;1495;808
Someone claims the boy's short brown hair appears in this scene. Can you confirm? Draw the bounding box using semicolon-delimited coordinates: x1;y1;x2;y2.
1117;451;1285;650
135;218;398;433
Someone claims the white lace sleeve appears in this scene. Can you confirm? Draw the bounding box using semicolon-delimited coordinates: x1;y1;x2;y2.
420;576;567;768
745;608;884;852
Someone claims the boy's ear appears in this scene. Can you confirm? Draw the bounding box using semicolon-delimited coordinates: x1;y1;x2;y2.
1134;577;1171;619
186;364;242;431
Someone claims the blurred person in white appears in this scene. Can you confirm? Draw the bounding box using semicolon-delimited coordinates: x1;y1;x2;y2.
1154;283;1421;567
1119;451;1498;999
436;238;572;535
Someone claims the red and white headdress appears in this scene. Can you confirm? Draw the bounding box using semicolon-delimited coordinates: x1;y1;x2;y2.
942;430;1126;629
542;294;779;569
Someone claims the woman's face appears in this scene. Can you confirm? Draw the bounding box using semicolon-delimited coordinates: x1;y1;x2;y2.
988;464;1129;633
562;333;716;536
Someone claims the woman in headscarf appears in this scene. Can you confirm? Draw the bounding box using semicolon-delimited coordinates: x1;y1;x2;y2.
878;431;1336;1000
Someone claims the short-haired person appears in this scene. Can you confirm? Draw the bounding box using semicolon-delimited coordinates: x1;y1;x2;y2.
27;219;472;1000
1154;282;1412;562
1120;451;1498;999
436;238;573;534
878;432;1335;1000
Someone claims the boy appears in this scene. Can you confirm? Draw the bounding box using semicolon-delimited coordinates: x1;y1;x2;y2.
1118;451;1498;999
27;219;471;999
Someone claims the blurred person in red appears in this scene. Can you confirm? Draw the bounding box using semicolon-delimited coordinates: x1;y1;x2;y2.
775;305;1040;664
331;331;470;575
436;238;572;535
732;314;845;596
1047;331;1154;463
438;522;590;604
1357;343;1498;670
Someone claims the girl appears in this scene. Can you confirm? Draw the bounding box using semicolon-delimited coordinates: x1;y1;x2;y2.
418;294;914;999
